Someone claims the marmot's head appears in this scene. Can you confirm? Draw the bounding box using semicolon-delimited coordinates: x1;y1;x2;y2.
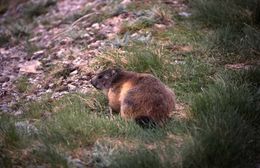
91;68;121;90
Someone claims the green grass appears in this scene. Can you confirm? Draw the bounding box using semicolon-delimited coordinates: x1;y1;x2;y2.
22;0;57;19
15;76;30;93
110;147;172;168
181;70;259;168
0;29;11;47
189;0;260;62
120;6;173;34
8;20;31;38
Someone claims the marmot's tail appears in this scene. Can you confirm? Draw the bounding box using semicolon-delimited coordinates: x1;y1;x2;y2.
135;116;157;129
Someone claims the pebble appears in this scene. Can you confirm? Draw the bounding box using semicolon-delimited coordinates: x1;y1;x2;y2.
92;23;100;30
70;70;78;75
68;84;77;91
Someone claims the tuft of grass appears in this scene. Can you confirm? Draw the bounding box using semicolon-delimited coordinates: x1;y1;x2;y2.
110;147;170;168
33;144;68;168
52;64;76;79
189;0;257;27
0;115;21;148
22;0;57;19
25;40;41;56
150;5;173;25
0;28;11;46
120;18;156;34
21;96;53;120
181;70;259;168
120;6;173;34
15;76;30;93
62;4;93;24
8;20;31;38
38;93;138;146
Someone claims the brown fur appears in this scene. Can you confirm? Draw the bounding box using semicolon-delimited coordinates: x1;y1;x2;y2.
91;69;176;125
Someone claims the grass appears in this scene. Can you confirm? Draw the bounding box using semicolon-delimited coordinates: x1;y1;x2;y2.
15;76;30;93
110;147;172;168
22;0;57;19
120;6;173;34
0;29;11;47
189;0;260;62
2;66;259;167
181;70;259;168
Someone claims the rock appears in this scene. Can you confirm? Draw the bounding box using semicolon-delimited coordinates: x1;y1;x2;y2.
179;12;191;17
70;70;78;75
0;76;10;83
32;50;45;60
19;60;42;74
68;84;77;91
174;60;186;65
92;23;100;30
154;24;167;31
88;41;101;49
120;0;132;6
83;33;91;38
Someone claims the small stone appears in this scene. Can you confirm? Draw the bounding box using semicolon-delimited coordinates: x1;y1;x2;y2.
30;50;45;60
89;41;101;49
70;70;78;75
154;24;166;31
68;84;76;91
179;12;191;17
120;0;131;6
92;23;100;29
49;83;55;88
83;33;90;38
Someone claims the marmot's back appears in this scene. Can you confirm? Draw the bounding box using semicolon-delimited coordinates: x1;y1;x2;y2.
91;69;176;126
